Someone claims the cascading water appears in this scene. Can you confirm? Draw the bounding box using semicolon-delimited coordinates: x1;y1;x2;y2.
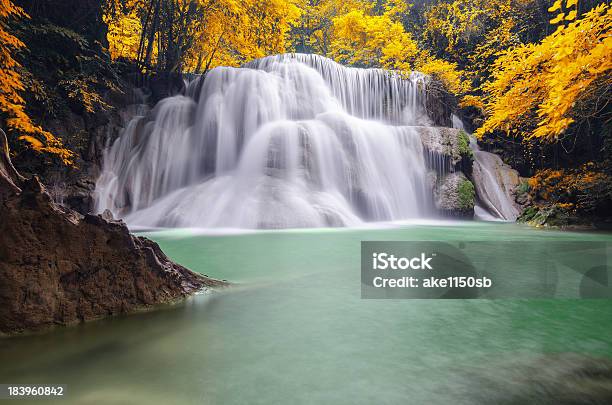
95;54;441;228
452;115;520;221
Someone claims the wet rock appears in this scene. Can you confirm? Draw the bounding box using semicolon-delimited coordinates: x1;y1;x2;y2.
471;145;521;221
100;208;116;222
0;130;225;335
434;172;475;218
148;72;186;103
424;81;455;127
514;180;531;206
416;127;471;170
517;204;590;228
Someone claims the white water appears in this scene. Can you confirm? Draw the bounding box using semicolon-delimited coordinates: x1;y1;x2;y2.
95;54;441;228
95;54;513;228
452;115;520;221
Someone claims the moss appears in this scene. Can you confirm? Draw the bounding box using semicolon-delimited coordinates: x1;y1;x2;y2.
457;178;475;209
457;130;473;159
518;206;551;226
516;180;530;195
517;206;539;223
518;204;587;227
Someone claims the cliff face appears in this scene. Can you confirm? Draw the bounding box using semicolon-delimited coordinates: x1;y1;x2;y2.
0;130;223;335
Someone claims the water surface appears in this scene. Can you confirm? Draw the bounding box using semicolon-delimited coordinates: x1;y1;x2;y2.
1;222;612;404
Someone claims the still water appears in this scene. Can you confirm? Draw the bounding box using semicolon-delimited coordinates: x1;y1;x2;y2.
1;222;612;404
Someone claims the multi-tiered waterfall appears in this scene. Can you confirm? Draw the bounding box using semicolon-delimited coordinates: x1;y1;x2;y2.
94;54;507;229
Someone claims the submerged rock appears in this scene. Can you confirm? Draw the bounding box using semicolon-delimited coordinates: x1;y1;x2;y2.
0;130;224;335
434;172;475;218
462;354;612;405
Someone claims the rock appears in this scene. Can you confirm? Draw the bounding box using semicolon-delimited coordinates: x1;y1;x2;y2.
0;130;225;335
434;172;475;218
471;146;521;221
408;126;478;218
415;127;472;171
514;178;531;206
517;204;590;229
148;72;186;103
100;208;115;222
424;80;455;127
515;191;529;206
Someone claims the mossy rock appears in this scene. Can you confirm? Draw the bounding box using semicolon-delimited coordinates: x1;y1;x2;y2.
457;178;475;210
518;204;586;228
457;130;473;160
418;127;469;167
517;206;550;226
517;206;539;223
434;172;475;218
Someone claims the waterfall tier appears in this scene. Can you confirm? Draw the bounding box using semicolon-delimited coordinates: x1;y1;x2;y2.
95;54;448;228
451;115;521;221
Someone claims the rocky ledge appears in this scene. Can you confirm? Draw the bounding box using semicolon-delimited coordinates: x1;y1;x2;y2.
0;130;224;335
416;126;472;167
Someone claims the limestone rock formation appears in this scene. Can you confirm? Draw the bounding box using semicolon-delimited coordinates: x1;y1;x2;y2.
434;172;475;218
0;129;224;335
416;126;472;168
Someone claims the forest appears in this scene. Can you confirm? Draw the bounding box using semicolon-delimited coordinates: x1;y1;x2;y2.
1;0;611;226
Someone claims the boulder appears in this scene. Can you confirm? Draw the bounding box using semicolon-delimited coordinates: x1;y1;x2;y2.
0;129;224;335
413;127;472;171
424;80;455;127
434;172;475;218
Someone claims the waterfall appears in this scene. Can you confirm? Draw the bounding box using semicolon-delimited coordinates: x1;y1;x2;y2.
452;115;520;221
95;54;438;229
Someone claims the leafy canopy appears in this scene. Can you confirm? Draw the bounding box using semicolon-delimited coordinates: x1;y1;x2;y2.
476;2;611;141
0;0;73;164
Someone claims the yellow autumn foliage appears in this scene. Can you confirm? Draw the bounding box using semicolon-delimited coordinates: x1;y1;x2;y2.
330;3;468;94
423;0;527;86
292;0;371;55
476;2;612;141
104;6;142;61
416;55;469;95
176;0;298;71
105;0;301;72
185;0;301;71
459;94;485;110
101;0;468;94
527;163;610;213
331;8;418;69
0;0;74;164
